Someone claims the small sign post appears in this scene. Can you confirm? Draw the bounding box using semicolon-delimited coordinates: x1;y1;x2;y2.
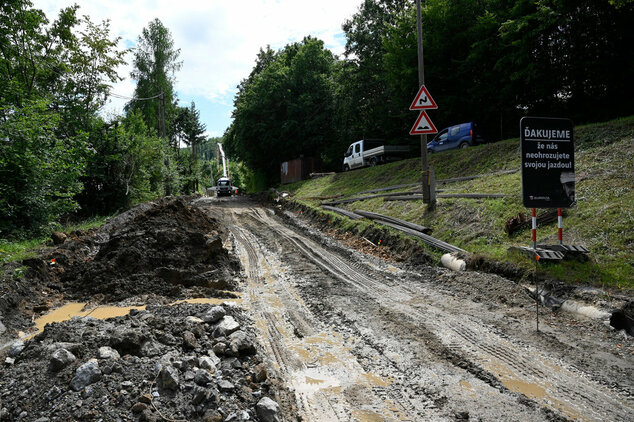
520;116;575;332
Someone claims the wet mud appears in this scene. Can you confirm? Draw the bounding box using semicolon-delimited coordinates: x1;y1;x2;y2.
209;197;633;421
1;195;633;421
1;197;240;336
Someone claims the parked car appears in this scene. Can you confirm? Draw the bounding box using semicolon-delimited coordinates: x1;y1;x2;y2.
342;139;410;171
427;122;486;153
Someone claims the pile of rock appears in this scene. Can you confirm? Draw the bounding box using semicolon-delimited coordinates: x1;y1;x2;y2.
0;303;282;421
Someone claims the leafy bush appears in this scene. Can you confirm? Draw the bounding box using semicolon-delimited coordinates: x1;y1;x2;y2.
0;101;88;237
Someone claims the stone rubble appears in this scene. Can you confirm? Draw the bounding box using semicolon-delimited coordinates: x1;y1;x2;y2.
0;303;285;421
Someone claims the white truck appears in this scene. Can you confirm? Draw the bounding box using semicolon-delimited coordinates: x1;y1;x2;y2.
342;139;410;171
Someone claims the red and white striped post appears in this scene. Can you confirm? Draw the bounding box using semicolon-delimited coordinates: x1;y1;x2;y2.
557;208;563;245
532;207;539;331
532;208;537;249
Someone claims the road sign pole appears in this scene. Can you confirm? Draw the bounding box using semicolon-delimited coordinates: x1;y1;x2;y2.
416;0;434;208
532;208;537;249
532;207;539;331
558;208;563;245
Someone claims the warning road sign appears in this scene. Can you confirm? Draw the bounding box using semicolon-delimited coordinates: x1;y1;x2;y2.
409;85;437;110
410;110;437;135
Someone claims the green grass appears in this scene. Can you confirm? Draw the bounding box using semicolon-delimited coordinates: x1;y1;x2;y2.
284;116;634;289
0;215;110;270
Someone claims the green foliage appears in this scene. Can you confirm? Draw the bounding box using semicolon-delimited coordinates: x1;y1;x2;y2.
0;101;88;237
77;112;172;215
340;0;412;143
174;102;206;193
198;137;220;161
126;18;181;138
227;37;338;185
0;0;129;235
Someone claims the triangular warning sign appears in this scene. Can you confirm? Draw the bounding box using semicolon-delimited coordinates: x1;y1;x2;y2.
410;110;438;135
409;85;437;110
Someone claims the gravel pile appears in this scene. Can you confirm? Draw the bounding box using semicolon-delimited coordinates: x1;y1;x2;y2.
1;303;282;421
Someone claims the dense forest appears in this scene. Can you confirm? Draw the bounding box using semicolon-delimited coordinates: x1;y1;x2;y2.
226;0;634;185
2;0;633;237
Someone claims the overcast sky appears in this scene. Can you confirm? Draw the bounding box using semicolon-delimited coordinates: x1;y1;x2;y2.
34;0;363;137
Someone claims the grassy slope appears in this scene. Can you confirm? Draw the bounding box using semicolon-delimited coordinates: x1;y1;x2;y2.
0;216;109;274
285;117;634;289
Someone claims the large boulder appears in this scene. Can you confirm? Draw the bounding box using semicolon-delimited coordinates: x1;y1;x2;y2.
70;360;102;391
256;397;281;422
50;348;77;371
212;316;240;338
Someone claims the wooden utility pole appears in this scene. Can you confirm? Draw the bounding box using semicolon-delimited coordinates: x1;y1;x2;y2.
416;0;435;209
159;89;172;196
159;90;167;138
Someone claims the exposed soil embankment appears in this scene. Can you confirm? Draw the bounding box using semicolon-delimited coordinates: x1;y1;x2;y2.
1;197;241;336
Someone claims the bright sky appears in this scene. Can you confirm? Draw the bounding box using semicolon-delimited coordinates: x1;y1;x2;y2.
34;0;363;137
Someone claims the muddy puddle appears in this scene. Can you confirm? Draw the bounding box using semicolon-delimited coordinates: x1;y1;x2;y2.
22;294;243;341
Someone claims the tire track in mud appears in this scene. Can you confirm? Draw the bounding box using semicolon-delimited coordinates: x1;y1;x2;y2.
248;208;634;422
229;209;443;421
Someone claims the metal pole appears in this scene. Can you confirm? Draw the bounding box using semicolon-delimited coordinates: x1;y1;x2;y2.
535;255;539;332
558;208;563;245
416;0;433;208
532;207;539;332
531;208;537;249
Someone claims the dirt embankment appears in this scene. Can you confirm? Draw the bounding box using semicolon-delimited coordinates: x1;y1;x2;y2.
1;197;240;334
0;197;289;422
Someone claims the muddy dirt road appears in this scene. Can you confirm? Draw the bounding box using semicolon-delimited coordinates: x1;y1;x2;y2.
200;196;633;421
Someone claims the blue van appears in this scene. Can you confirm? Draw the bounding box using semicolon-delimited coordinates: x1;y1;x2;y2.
427;122;486;153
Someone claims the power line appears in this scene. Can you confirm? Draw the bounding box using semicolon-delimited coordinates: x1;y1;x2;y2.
37;59;161;102
110;92;162;101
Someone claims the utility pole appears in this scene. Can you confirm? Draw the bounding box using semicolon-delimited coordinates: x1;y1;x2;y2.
416;0;435;209
159;90;166;138
159;89;171;196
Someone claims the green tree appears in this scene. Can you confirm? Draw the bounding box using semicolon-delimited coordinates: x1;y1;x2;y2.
498;0;634;123
227;37;338;185
0;1;126;233
174;102;206;192
0;101;87;236
76;112;171;215
0;1;125;131
339;0;411;144
126;18;182;195
126;18;181;138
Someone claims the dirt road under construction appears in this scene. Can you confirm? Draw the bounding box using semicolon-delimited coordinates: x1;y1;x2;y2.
0;195;632;421
203;196;633;421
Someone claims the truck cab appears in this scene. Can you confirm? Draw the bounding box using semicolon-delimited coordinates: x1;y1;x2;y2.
343;141;367;170
343;139;409;171
216;177;232;197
